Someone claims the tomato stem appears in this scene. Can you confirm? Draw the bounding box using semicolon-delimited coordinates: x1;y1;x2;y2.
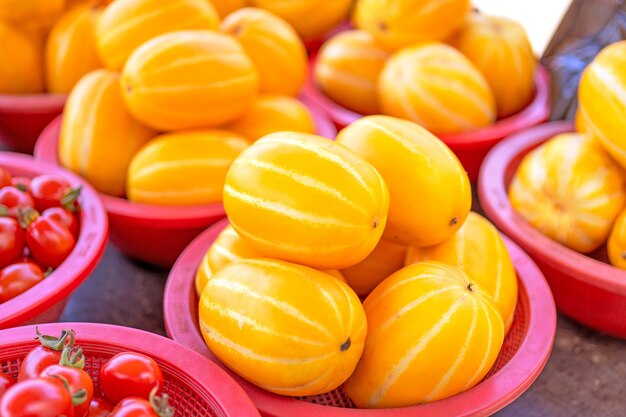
0;204;8;217
59;346;86;370
35;327;76;351
18;207;40;229
49;374;88;406
61;187;82;212
149;387;175;417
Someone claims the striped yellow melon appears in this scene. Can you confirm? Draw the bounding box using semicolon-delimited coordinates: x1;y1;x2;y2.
344;261;504;408
0;22;44;94
0;0;64;24
575;108;587;134
45;4;102;93
227;95;315;142
221;7;307;96
127;129;248;205
224;132;390;269
405;212;518;332
354;0;471;51
336;115;471;247
340;238;406;297
608;208;626;269
579;41;626;169
213;0;248;17
509;133;625;253
249;0;351;40
315;30;390;115
121;30;259;131
96;0;219;70
60;69;155;196
450;12;537;118
199;258;366;396
378;43;496;135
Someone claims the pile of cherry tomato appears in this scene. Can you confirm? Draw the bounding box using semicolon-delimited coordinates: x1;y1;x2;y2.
0;168;81;304
0;328;174;417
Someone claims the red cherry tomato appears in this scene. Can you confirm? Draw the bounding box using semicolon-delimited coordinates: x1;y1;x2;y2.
22;212;75;268
40;365;93;417
0;217;24;269
100;353;163;405
109;398;158;417
0;187;34;218
10;177;30;193
30;175;80;212
42;207;80;240
0;377;75;417
0;168;11;188
18;328;76;382
88;398;114;417
0;373;14;400
0;261;44;303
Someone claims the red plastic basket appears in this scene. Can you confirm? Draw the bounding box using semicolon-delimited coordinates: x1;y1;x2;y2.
0;153;108;329
0;323;261;417
163;218;556;417
302;55;551;182
34;102;336;268
478;121;626;338
0;94;66;154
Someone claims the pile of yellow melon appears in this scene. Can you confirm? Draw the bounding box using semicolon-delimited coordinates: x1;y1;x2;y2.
510;40;626;270
196;114;518;408
55;0;325;205
314;0;537;134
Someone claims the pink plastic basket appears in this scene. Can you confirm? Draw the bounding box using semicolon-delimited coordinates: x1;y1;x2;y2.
478;121;626;338
302;55;551;182
163;218;556;417
34;102;336;268
0;94;66;154
0;153;108;329
0;323;261;417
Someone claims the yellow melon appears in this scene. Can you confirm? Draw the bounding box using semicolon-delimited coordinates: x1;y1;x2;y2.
60;69;156;196
45;4;102;93
406;212;518;332
340;238;406;297
509;133;625;253
121;30;259;131
579;41;626;169
336;115;471;247
199;258;366;396
221;7;307;96
249;0;351;40
450;12;537;118
213;0;248;17
0;22;44;94
0;0;65;24
127;129;249;205
344;261;504;408
223;132;389;269
315;30;390;115
608;208;626;269
227;95;315;142
354;0;471;51
96;0;219;70
378;42;496;135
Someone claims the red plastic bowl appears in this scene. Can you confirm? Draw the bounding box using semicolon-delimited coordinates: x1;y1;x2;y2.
163;218;556;417
34;102;336;268
303;55;551;182
0;94;66;154
478;121;626;338
0;153;108;329
0;323;261;417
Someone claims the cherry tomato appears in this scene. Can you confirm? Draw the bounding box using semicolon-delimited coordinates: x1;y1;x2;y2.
30;175;80;212
0;217;24;268
40;365;93;417
10;177;30;193
0;373;14;400
0;168;11;188
0;377;75;417
109;398;158;417
0;187;34;218
100;353;163;405
88;398;114;417
0;261;44;303
42;207;80;240
22;212;75;268
18;328;76;382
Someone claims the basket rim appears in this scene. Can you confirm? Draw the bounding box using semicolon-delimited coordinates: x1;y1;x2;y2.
478;120;626;295
0;322;262;417
163;218;556;417
302;53;551;148
0;153;109;329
